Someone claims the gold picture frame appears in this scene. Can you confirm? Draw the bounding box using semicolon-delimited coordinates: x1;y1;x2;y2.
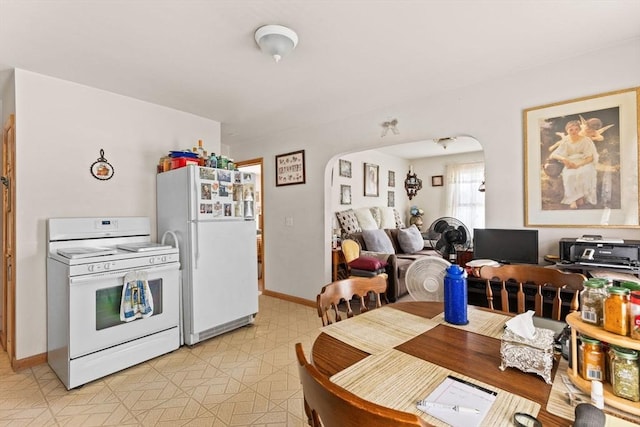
524;87;640;227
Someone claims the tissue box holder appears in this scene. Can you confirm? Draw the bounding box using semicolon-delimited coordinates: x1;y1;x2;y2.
500;327;555;384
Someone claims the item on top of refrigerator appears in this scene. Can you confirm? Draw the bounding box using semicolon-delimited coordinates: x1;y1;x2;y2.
169;150;199;158
171;157;199;170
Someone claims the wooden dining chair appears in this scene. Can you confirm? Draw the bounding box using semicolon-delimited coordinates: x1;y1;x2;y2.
316;276;387;326
478;264;586;321
295;343;430;427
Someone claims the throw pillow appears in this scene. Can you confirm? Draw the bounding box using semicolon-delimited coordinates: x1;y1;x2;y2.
335;210;362;235
397;225;425;254
362;229;396;253
369;207;382;228
379;207;397;229
393;209;406;228
354;207;378;230
348;256;388;271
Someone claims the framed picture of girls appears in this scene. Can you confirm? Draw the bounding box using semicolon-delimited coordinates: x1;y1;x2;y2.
524;87;640;227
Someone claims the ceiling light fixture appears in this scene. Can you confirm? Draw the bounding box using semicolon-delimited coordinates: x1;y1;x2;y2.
435;137;456;149
381;119;399;137
254;24;298;63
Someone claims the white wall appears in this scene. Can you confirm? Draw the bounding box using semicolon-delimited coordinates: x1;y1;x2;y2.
230;38;640;304
331;150;409;224
12;69;221;359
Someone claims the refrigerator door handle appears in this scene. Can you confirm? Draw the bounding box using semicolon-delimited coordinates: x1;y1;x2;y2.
194;221;199;269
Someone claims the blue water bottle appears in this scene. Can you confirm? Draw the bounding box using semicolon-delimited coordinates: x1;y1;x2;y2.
444;264;468;325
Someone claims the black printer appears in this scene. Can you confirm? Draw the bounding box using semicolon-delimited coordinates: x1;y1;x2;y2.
559;236;640;269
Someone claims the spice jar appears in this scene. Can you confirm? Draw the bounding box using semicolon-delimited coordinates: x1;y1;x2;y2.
581;335;605;381
581;279;607;326
604;286;630;336
630;291;640;340
611;347;640;401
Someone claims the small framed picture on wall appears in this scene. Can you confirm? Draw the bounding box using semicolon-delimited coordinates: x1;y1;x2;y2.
339;159;352;178
431;175;444;187
340;185;352;205
388;170;395;187
364;163;379;197
388;191;395;207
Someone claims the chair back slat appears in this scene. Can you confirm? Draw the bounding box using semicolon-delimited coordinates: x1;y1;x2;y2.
317;276;387;326
478;264;586;321
295;343;430;427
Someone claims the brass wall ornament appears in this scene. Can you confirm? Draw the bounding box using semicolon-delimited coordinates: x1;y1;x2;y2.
90;149;114;181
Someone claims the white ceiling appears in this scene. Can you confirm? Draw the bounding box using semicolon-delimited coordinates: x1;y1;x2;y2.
1;1;639;157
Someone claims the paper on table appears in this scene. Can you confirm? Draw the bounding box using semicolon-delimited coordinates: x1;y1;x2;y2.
418;375;497;427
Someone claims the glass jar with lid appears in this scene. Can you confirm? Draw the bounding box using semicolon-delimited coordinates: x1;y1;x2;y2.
604;286;631;336
630;291;640;340
581;279;607;326
581;335;605;381
611;347;640;401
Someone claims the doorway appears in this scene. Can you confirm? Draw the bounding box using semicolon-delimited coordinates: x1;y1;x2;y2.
2;114;16;364
236;158;264;291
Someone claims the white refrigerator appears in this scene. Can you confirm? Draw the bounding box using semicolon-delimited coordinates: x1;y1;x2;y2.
157;165;258;345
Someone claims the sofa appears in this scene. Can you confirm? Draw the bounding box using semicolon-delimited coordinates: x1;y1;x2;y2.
335;207;440;302
347;228;441;302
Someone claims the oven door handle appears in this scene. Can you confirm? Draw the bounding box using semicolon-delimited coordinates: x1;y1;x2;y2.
69;264;179;285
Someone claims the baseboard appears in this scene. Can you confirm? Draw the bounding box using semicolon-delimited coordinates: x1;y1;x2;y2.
262;289;315;308
12;352;46;371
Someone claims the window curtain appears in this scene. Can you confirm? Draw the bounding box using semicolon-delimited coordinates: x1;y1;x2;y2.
445;162;485;236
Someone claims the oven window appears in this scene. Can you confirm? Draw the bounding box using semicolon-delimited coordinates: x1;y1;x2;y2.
95;278;164;331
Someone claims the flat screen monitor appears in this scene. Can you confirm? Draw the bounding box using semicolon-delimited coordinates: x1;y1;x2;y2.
473;228;539;265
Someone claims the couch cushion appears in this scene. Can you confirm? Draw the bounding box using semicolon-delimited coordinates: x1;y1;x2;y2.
384;228;401;254
362;229;395;253
354;207;378;230
336;209;362;234
397;225;425;254
348;256;388;271
379;207;397;229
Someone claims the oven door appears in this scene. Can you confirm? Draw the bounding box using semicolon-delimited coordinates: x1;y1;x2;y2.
68;263;180;359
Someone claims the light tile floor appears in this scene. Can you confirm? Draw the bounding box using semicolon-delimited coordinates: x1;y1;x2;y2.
0;295;320;426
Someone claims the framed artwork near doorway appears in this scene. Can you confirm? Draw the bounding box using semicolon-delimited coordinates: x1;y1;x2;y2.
275;150;305;186
340;185;352;205
339;159;352;178
524;87;639;227
364;163;379;197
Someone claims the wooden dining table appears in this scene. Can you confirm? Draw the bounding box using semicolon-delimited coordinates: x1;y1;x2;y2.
311;301;571;426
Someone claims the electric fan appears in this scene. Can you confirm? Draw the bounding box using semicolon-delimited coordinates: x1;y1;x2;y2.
427;217;471;263
405;257;451;301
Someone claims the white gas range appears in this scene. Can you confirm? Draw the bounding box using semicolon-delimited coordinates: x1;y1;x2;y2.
46;217;181;389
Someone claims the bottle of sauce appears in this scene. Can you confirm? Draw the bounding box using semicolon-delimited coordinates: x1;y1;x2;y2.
604;286;630;336
581;279;606;326
630;291;640;340
581;335;605;381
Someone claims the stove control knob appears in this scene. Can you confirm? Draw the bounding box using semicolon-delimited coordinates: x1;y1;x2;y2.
104;263;111;270
88;264;95;272
149;257;155;264
161;256;167;262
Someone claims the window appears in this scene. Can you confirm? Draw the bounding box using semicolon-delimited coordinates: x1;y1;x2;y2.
445;162;485;235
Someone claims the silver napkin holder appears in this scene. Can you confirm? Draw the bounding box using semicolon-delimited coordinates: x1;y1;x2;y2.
500;327;555;384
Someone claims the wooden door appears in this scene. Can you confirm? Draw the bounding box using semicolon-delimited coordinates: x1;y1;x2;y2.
236;158;264;291
2;114;16;363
